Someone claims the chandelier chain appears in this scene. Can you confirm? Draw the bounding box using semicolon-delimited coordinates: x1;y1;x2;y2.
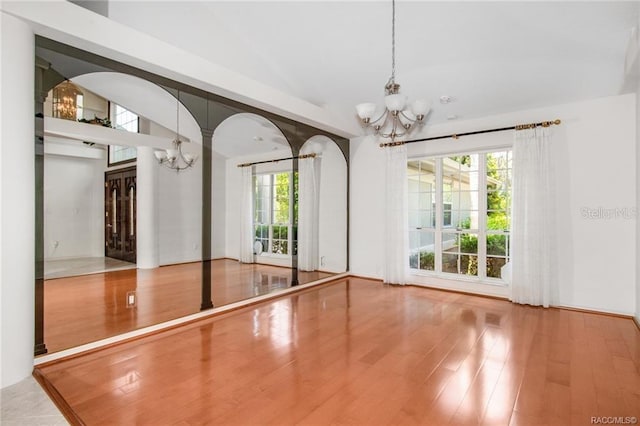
176;91;180;139
355;0;429;143
391;0;396;84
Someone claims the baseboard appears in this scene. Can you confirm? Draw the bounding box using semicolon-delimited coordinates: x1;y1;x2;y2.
347;273;383;282
634;316;640;331
552;304;634;320
406;282;510;301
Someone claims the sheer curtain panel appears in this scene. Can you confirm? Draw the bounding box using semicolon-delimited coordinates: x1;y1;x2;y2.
298;156;320;271
239;166;254;263
383;145;409;284
510;127;557;307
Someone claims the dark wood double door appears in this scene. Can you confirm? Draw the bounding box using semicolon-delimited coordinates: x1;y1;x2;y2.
105;167;137;263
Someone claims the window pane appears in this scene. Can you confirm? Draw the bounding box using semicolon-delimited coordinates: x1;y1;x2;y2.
442;232;457;249
410;250;435;271
109;145;137;164
420;211;434;228
409;230;435;253
273;173;290;224
114;104;139;133
408;192;419;210
444;233;478;254
253;172;293;256
486;257;507;278
272;223;288;255
487;213;510;230
419;192;433;209
486;234;509;256
409;231;435;271
442;253;478;276
409;149;511;281
453;211;478;229
442;203;453;227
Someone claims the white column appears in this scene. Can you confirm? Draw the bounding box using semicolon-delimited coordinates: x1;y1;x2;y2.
0;12;35;388
136;146;159;268
636;42;640;326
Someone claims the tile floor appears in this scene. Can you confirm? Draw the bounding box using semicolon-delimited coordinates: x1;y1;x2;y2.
0;376;66;425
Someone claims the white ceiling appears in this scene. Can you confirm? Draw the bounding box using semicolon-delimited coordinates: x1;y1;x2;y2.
106;1;639;129
71;72;292;158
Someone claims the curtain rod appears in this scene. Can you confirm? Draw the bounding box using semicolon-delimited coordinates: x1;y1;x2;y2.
237;153;316;168
379;119;561;148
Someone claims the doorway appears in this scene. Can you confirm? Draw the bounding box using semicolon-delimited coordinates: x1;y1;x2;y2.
105;166;137;263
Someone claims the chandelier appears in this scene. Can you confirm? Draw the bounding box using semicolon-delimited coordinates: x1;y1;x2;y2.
52;80;83;121
356;0;430;142
154;91;197;171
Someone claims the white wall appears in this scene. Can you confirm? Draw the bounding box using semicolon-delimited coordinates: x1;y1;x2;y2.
0;11;35;388
44;154;104;259
150;122;203;265
303;137;348;273
636;53;640;326
212;151;226;259
351;94;637;315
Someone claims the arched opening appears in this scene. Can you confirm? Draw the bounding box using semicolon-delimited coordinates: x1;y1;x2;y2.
298;136;348;276
33;37;350;358
42;72;204;353
211;113;299;301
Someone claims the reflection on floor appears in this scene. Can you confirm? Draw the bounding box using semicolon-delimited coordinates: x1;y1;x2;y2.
44;259;335;353
44;257;136;280
36;277;640;425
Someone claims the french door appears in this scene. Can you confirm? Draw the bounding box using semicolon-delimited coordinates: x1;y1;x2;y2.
105;167;137;263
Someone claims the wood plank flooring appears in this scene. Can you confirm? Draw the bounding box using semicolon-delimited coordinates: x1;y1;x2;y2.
37;277;640;425
44;259;334;353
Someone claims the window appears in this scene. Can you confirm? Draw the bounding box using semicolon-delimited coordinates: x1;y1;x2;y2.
253;172;296;256
76;94;84;120
108;104;138;166
408;149;512;281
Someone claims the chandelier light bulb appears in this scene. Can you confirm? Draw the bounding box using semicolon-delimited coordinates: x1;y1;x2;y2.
384;93;406;113
356;103;377;121
411;99;431;118
166;148;178;161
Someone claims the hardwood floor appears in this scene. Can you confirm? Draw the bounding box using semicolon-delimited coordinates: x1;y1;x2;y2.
44;259;334;353
37;277;640;425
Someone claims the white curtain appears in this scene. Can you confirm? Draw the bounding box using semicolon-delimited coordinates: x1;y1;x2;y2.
298;156;320;271
383;145;409;284
510;127;557;307
239;166;254;263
